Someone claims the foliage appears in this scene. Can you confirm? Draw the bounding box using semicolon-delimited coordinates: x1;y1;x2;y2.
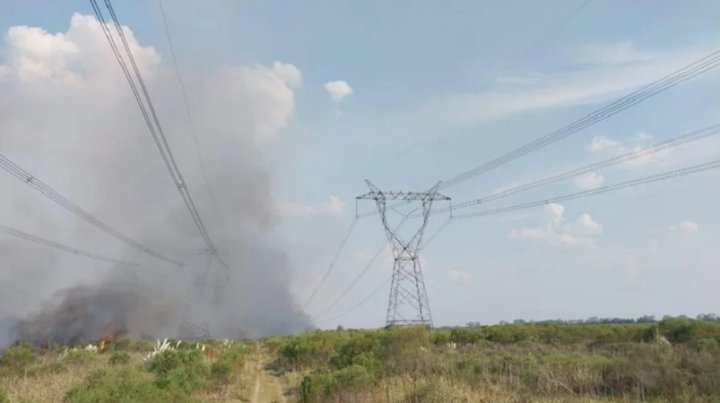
277;318;720;402
64;367;192;403
108;350;130;366
0;341;37;374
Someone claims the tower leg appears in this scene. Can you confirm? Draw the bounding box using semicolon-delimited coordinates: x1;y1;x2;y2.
386;256;433;327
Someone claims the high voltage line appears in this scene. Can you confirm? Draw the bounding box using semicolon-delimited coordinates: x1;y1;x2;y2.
439;48;720;189
91;0;227;268
453;158;720;220
303;218;358;309
0;224;137;266
156;0;222;224
322;158;720;321
312;208;420;319
432;122;720;215
318;274;393;324
0;155;182;266
357;46;720;220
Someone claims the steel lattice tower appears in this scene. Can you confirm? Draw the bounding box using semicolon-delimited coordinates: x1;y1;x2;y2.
357;180;450;327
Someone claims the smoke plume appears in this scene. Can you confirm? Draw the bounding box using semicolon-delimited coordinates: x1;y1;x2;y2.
0;13;312;348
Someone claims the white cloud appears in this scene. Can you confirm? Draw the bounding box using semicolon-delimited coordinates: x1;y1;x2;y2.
324;80;353;101
509;203;602;248
447;269;472;284
574;172;605;190
587;136;623;152
574;213;603;236
415;42;716;128
278;196;345;217
2;13;160;85
632;132;653;142
579;41;656;65
270;61;302;86
670;220;699;236
586;132;674;169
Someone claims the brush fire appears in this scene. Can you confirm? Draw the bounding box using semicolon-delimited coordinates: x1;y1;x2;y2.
97;326;125;353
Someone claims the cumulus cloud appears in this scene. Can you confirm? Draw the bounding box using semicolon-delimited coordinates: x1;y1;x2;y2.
574;172;605;190
0;14;311;346
670;220;699;235
586;132;672;168
324;80;353;101
447;269;472;284
278;196;345;217
587;136;623;153
201;61;301;141
510;203;603;248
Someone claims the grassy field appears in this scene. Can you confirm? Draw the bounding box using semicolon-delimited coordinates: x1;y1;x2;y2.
1;317;720;402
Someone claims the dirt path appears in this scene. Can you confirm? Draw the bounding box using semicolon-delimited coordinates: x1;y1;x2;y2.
250;346;287;403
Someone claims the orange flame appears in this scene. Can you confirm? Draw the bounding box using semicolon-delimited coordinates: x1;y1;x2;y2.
97;326;124;353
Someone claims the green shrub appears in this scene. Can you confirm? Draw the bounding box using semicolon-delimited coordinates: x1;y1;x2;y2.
0;341;37;373
63;349;96;365
65;367;192;403
695;338;719;351
331;364;375;390
154;367;203;395
147;349;206;376
0;387;8;403
209;360;232;384
300;365;374;402
108;350;130;366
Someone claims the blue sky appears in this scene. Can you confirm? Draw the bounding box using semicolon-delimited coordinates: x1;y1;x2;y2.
1;1;720;331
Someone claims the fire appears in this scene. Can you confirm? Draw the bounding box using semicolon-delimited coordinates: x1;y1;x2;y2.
96;326;125;353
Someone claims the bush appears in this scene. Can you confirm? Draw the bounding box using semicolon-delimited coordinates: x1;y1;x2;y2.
147;349;206;376
0;388;8;403
300;365;375;402
65;367;192;403
108;350;130;366
0;341;36;374
63;349;96;365
209;360;231;384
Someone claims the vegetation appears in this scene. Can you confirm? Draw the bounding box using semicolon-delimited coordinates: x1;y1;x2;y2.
0;317;719;402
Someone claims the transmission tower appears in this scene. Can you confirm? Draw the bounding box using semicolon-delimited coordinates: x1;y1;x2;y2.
357;180;450;327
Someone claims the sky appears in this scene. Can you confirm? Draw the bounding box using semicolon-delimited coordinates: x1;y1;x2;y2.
1;1;720;333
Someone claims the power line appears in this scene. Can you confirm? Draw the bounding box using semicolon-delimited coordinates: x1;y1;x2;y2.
434;122;720;215
453;158;720;220
303;218;359;309
440;47;720;190
314;241;385;319
318;274;393;324
313;205;425;319
354;3;591;221
92;0;226;268
489;0;591;83
156;0;221;224
419;216;453;250
0;224;138;266
0;155;182;266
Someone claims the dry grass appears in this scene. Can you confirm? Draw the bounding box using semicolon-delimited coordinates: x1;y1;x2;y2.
0;350;105;402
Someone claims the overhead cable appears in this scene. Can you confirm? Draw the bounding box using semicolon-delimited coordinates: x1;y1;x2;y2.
453;158;720;220
0;155;182;266
440;48;720;190
435;122;720;215
92;0;225;267
303;218;359;309
0;224;138;266
318;275;393;324
156;0;222;224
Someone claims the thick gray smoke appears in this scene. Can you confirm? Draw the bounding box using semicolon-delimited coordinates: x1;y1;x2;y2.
0;13;312;348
